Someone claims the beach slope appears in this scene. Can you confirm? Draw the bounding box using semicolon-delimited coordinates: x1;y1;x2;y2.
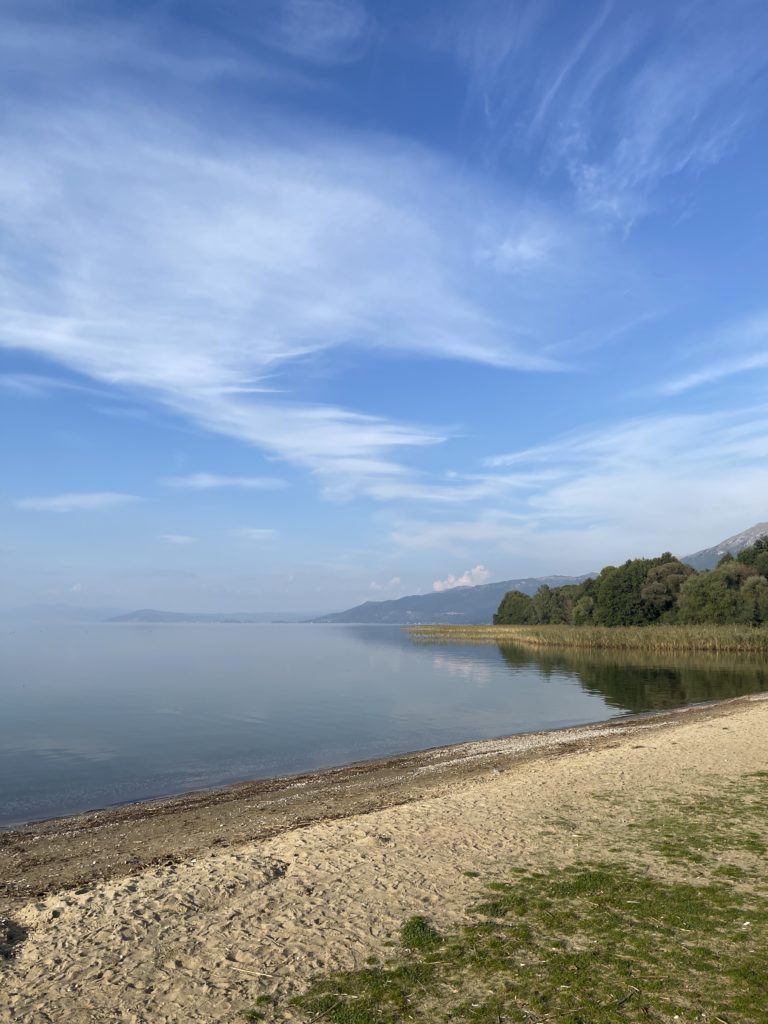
2;696;767;1023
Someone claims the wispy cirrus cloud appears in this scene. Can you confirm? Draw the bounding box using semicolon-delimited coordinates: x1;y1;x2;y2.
0;0;307;89
0;95;637;499
0;2;661;507
160;534;196;545
450;0;768;223
663;353;768;397
164;473;287;491
392;406;768;569
256;0;374;64
0;371;107;398
15;492;140;512
660;313;768;395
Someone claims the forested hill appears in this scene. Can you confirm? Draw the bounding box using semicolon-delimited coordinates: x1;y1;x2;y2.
495;538;768;628
314;523;768;626
312;575;593;625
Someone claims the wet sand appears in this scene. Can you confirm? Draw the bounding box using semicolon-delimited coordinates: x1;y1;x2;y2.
2;694;767;1023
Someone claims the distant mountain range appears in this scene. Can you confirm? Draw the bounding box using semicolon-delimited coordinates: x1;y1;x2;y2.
8;523;765;628
108;609;318;623
311;575;594;625
681;522;768;572
313;521;768;625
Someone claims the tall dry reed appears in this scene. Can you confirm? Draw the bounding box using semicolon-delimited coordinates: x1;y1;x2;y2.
408;624;768;653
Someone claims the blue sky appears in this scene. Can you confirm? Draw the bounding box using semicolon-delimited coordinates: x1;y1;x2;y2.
2;0;768;613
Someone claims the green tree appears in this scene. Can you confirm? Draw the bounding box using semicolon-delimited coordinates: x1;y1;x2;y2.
677;562;757;624
494;590;533;625
738;574;768;626
640;560;695;620
529;584;580;624
571;594;595;625
593;554;677;626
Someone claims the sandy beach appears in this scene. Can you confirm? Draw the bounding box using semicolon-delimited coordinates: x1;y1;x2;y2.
2;695;767;1023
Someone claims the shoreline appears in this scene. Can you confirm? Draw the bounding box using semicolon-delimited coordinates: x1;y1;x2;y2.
3;693;767;1023
3;692;767;917
4;687;765;836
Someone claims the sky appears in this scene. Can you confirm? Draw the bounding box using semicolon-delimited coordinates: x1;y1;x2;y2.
1;0;768;614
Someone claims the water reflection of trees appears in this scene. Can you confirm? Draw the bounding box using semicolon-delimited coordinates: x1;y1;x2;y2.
497;645;768;714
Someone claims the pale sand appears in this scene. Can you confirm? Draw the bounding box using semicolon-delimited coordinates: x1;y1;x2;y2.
2;697;768;1024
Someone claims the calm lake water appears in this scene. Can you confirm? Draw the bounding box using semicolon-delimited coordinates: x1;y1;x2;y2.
2;623;767;828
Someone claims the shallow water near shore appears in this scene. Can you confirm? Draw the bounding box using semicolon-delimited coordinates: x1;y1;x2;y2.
2;622;767;828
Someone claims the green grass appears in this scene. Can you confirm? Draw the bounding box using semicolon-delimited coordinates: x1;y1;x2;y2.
631;771;768;870
409;623;768;653
266;864;767;1023
249;771;768;1024
400;916;443;952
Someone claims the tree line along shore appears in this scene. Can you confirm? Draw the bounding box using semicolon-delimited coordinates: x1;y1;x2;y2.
493;537;768;629
409;538;768;652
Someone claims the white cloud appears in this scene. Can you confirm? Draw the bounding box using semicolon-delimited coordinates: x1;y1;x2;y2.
361;469;559;505
160;534;196;545
0;372;103;398
660;313;768;395
0;3;298;90
164;473;287;490
450;1;768;224
258;0;373;64
664;352;768;396
477;222;562;274
0;60;644;500
15;492;140;512
369;576;402;592
393;406;768;570
432;564;490;591
0;106;530;493
234;528;278;541
69;582;83;593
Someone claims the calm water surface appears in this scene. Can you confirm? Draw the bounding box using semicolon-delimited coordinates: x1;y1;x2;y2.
2;623;767;827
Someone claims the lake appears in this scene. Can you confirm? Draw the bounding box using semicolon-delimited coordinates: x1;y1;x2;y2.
2;622;767;828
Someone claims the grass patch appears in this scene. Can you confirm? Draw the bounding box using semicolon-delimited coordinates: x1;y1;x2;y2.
409;623;768;653
400;916;443;952
268;863;767;1023
251;773;768;1024
633;772;768;869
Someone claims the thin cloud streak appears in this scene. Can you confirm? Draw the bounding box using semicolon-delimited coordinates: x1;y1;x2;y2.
234;528;278;541
164;473;287;490
664;353;768;396
257;0;374;64
392;406;768;569
15;492;140;512
660;313;768;395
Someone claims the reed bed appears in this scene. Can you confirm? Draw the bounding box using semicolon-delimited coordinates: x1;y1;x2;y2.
408;623;768;653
